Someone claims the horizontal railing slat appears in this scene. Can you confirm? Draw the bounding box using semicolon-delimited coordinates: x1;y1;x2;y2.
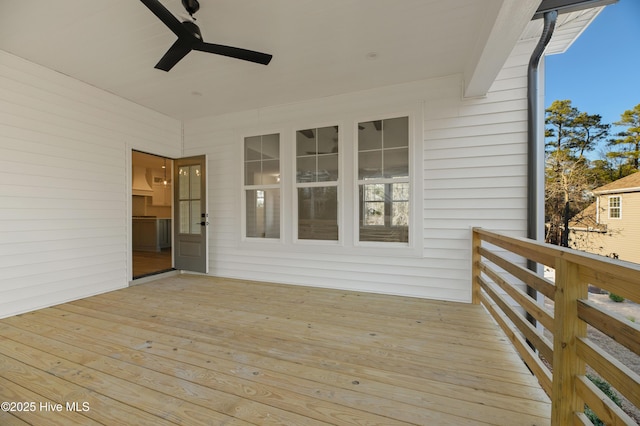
472;228;639;426
575;375;635;426
578;299;640;357
576;338;640;409
478;275;554;363
478;246;556;300
473;228;640;292
573;411;592;426
473;228;556;267
478;260;554;331
578;265;640;303
479;292;553;397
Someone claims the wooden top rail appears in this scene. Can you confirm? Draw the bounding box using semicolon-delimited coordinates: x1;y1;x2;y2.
473;227;640;302
472;227;640;426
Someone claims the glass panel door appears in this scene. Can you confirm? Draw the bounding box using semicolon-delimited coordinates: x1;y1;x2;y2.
174;156;207;273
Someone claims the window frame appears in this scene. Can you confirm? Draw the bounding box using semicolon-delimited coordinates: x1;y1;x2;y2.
608;195;622;219
355;114;413;247
242;132;283;241
294;124;342;244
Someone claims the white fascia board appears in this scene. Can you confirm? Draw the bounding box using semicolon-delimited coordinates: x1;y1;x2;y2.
594;187;640;195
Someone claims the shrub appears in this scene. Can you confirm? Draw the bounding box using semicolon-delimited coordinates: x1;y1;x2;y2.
609;293;625;303
584;374;622;426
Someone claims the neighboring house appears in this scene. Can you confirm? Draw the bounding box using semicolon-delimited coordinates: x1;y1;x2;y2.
0;1;610;318
569;172;640;263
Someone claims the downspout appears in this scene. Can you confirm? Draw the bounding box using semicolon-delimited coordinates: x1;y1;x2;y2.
526;10;557;320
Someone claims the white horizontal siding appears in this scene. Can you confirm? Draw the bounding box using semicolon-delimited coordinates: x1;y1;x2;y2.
182;37;536;302
422;38;537;298
0;50;182;318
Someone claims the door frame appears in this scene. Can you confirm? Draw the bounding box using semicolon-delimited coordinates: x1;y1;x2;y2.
128;150;208;282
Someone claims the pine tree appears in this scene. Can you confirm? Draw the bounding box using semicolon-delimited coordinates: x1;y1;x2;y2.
608;103;640;169
544;100;609;245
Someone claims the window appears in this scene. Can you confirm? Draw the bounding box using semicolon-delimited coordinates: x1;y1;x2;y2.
357;116;409;243
177;164;202;234
296;126;339;240
608;196;621;219
244;134;280;238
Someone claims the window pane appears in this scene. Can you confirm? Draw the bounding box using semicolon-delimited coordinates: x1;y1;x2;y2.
359;184;409;243
318;154;338;182
364;183;385;201
178;166;190;199
296;126;339;183
358;120;382;151
298;187;338;240
261;134;279;160
384;148;409;178
179;201;190;234
297;129;316;155
364;201;385;226
245;136;262;161
609;196;621;218
245;190;261;237
245;161;261;185
190;165;201;199
358;150;382;179
393;182;409;200
383;117;409;148
297;156;315;182
246;189;280;238
190;200;201;234
262;159;280;184
245;134;280;185
392;201;409;226
318;126;338;154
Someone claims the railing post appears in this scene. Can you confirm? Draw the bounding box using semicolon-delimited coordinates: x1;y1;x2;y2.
471;228;481;304
551;256;587;425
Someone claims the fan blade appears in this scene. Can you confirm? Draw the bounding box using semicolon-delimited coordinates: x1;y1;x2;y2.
155;40;192;71
194;42;272;65
140;0;191;39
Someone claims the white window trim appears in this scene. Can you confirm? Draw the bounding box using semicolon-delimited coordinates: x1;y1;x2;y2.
293;124;343;245
608;195;622;220
241;132;284;242
353;112;420;252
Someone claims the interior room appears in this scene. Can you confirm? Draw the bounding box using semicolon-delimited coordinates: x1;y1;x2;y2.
131;151;174;278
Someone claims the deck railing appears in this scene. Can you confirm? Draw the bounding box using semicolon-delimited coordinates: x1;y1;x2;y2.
472;227;640;425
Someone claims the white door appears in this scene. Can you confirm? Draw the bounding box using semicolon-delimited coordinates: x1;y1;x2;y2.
173;155;208;273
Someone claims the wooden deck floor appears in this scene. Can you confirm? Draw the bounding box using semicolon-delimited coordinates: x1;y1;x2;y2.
0;275;551;425
132;249;173;279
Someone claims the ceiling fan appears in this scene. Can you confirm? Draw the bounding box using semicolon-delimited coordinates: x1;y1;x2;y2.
140;0;273;71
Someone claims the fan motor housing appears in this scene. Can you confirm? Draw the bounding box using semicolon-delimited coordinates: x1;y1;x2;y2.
182;21;202;40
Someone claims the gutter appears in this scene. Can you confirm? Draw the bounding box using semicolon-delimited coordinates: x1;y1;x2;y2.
527;10;557;252
525;9;557;328
533;0;617;19
525;0;616;325
527;0;618;248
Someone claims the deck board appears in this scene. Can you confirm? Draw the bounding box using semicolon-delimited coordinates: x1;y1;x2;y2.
0;274;551;425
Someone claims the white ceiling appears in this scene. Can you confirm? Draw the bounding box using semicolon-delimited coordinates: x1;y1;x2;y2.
0;0;544;121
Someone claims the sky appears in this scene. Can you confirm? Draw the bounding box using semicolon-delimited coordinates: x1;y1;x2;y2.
545;0;640;156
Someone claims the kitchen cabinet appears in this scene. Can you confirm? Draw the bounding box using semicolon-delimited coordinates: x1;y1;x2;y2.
132;218;171;251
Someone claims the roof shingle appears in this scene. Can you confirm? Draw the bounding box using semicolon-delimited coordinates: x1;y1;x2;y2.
593;172;640;194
